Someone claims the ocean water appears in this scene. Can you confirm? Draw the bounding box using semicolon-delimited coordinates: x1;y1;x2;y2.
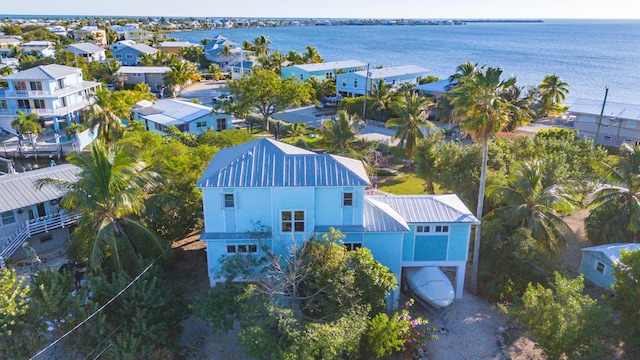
170;19;640;104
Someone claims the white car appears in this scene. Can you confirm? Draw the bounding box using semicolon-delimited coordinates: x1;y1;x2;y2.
212;94;234;103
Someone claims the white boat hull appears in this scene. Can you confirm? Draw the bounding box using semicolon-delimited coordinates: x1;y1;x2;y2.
405;267;455;309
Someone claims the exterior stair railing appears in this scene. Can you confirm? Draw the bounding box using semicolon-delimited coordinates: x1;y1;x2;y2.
0;212;81;262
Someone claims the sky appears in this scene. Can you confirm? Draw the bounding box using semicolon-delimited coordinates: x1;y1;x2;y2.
2;0;640;19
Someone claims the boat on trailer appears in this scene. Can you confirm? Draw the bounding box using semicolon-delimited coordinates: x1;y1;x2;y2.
405;267;455;309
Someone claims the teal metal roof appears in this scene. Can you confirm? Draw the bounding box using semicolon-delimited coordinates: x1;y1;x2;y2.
197;138;370;188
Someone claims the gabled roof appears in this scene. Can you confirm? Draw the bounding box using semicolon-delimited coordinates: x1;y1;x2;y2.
353;65;429;79
581;243;640;263
112;43;157;55
364;197;410;232
197;138;371;188
1;64;81;81
160;41;200;48
133;99;212;126
367;194;479;224
67;42;105;54
0;164;80;212
414;79;454;94
293;60;367;72
568;98;640;121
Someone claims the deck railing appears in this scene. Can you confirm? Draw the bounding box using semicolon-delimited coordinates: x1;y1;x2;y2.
0;212;80;261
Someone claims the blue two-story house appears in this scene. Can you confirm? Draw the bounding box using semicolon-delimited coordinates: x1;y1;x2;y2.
196;139;478;308
281;60;367;83
337;65;430;97
111;43;157;66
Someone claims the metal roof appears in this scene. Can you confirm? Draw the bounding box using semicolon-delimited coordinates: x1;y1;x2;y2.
2;64;81;81
0;164;80;212
581;243;640;263
67;42;105;54
118;66;171;74
112;43;157;55
363;197;410;232
133;99;212;126
414;79;453;94
367;194;479;224
160;41;200;48
293;60;368;72
197;138;371;188
354;65;429;79
568;98;640;121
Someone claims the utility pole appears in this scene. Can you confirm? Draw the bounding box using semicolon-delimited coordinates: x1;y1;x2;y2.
593;87;609;149
362;63;370;123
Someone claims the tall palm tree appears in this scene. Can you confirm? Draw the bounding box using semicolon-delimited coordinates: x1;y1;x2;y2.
503;85;535;131
321;110;363;150
163;61;201;95
12;110;42;151
370;79;393;118
286;50;305;65
486;160;577;253
448;61;481;87
84;89;129;142
302;45;323;64
590;143;640;234
36;141;166;274
252;35;271;57
537;74;570;117
449;65;523;292
386;92;435;164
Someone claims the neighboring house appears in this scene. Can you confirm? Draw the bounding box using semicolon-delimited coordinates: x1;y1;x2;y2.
159;41;200;55
337;65;430;97
72;26;107;46
117;66;171;91
20;41;56;57
281;60;367;82
414;79;454;100
124;28;153;42
203;36;250;71
230;60;257;80
0;64;101;132
0;37;20;61
196;139;478;308
568;98;640;147
66;42;107;63
131;99;232;135
111;42;157;66
109;40;136;53
47;26;69;37
0;164;81;263
580;243;640;290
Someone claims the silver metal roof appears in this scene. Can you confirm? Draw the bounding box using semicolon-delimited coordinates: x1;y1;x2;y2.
363;197;410;232
568;98;640;121
2;64;81;81
118;66;171;74
581;243;640;263
367;194;479;224
197;138;371;188
67;42;105;54
0;164;80;212
133;99;212;126
293;60;367;72
354;65;429;79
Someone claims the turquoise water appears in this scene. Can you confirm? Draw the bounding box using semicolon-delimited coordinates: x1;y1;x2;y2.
170;19;640;104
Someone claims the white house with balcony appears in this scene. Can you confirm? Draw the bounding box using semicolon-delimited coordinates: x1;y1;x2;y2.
337;65;430;97
0;64;100;134
66;42;107;63
568;98;640;147
0;164;80;264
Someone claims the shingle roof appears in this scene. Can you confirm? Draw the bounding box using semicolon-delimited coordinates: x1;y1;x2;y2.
197;138;371;188
581;243;640;263
0;164;80;212
293;60;367;72
1;64;81;81
568;98;640;121
367;194;479;224
67;42;105;54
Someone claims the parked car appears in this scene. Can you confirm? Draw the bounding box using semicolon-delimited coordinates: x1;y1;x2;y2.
213;94;234;103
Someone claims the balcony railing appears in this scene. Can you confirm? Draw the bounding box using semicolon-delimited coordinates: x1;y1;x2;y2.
0;212;81;261
0;102;94;117
1;89;53;97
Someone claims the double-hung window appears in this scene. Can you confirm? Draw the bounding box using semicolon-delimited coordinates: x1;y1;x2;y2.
282;210;304;232
223;193;235;208
1;211;16;226
342;192;353;207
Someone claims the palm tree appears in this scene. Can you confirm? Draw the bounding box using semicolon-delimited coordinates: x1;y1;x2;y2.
321;110;363;150
448;60;480;87
386;92;436;164
207;64;224;80
163;61;201;95
286;50;305;65
100;59;122;84
302;45;323;64
12;110;42;150
252;35;271;57
370;79;393;119
486;160;577;253
537;74;570;117
36;141;166;273
590;143;640;234
448;65;523;292
84;89;129;142
503;85;535;131
218;45;234;69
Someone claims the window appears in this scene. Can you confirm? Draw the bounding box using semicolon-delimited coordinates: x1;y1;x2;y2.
416;225;430;233
1;211;16;226
342;77;346;87
115;54;122;59
216;118;227;132
282;210;305;232
132;73;142;77
354;78;358;88
227;244;258;254
126;53;133;59
30;81;43;91
435;225;449;233
57;78;65;89
344;243;362;251
0;100;7;109
196;121;207;128
223;193;235;208
300;74;303;80
33;99;45;109
14;81;27;91
603;135;612;141
342;192;353;206
596;261;605;274
17;99;29;109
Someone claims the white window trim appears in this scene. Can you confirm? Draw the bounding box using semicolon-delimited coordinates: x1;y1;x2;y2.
595;261;606;274
226;243;258;254
0;210;16;227
342;192;354;207
281;209;305;234
222;193;235;208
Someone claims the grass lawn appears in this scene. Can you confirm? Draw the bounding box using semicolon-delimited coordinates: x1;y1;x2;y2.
378;171;430;195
